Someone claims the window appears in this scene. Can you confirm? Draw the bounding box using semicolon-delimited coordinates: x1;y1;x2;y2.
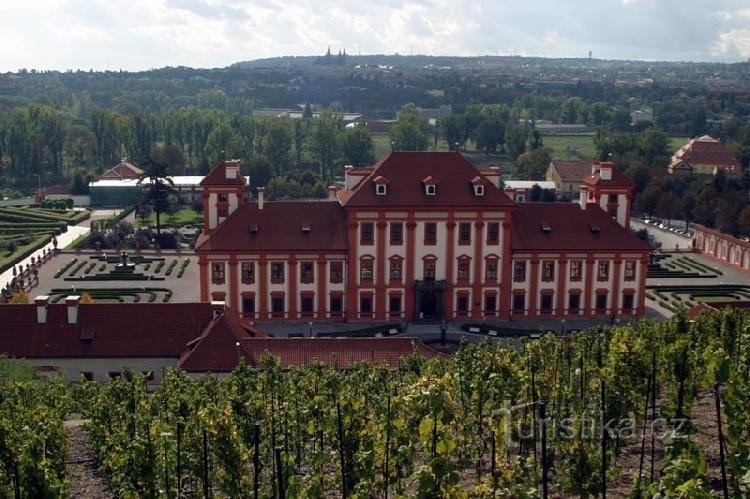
301;262;314;284
424;223;437;245
485;259;498;280
211;262;225;283
457;295;469;315
218;206;228;218
271;263;284;283
330;261;343;283
142;371;155;382
80;371;94;382
301;295;314;316
569;260;582;282
389;260;402;281
542;261;555;282
389;295;401;315
623;292;634;311
457;259;470;280
459;223;471;244
108;371;122;380
423;260;436;280
474;184;484;196
330;295;343;315
513;293;525;312
569;293;580;312
271;296;285;317
487;222;500;244
360;222;374;245
596;293;608;312
513;262;526;282
540;294;553;313
390;223;403;244
360;296;373;317
425;184;436;196
218;193;228;202
597;262;610;281
241;262;255;283
608;193;617;203
376;184;387;195
242;297;255;317
484;295;497;315
624;260;636;281
360;259;373;281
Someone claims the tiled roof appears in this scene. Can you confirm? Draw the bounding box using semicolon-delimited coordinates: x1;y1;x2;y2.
195;201;348;252
200;160;247;186
100;161;144;179
510;203;652;252
673;136;739;168
550;161;590;182
0;303;216;358
343;152;516;208
181;337;441;372
581;163;635;190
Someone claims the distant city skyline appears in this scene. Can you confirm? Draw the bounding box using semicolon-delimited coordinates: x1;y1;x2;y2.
0;0;749;72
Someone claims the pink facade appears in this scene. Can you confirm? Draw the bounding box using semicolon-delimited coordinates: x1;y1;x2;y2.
694;224;750;270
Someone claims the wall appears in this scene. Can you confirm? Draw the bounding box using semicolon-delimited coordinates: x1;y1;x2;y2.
693;224;750;271
31;357;176;382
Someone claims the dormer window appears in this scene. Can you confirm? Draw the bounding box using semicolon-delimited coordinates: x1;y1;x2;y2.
426;184;436;196
422;175;438;196
474;185;484;196
376;184;387;196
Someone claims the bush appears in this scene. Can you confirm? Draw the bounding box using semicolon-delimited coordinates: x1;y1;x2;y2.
155;231;178;249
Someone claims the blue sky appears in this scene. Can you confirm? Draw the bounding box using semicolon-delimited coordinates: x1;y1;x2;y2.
1;0;749;71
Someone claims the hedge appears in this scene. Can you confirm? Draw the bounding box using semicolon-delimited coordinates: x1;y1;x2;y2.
0;234;52;276
316;323;405;338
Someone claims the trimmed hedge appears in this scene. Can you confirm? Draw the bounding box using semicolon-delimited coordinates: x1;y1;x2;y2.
317;324;405;338
461;323;555;337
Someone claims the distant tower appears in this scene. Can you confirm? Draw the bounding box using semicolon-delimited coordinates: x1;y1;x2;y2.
588;50;592;59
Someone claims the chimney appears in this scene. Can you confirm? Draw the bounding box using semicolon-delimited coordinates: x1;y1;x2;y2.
65;295;80;325
256;187;265;210
344;165;354;190
599;162;613;181
592;160;600;175
328;185;337;201
225;160;239;180
211;300;225;319
35;295;49;324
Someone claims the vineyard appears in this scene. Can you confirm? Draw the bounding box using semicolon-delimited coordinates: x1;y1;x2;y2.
2;310;750;497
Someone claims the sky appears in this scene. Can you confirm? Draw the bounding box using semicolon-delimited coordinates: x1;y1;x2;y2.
0;0;749;71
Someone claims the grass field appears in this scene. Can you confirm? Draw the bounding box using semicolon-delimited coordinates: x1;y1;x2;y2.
137;208;202;227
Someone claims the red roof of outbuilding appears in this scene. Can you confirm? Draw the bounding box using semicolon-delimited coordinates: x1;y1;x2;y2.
0;303;216;358
550;161;590;182
581;162;635;190
344;152;515;208
181;337;441;372
672;136;739;168
100;161;144;179
511;203;652;252
200;160;247;186
196;201;348;252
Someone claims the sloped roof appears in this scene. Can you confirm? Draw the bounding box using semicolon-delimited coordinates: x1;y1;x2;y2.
672;136;739;168
181;337;441;372
196;201;348;252
549;161;590;182
581;162;635;190
511;203;652;252
200;160;247;187
343;152;515;208
0;303;216;358
100;161;144;179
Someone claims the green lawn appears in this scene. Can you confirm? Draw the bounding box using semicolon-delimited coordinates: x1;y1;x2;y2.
137;208;202;228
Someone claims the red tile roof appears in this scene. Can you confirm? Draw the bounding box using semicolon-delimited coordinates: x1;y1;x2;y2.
581;162;635;190
200;160;247;186
672;136;740;169
343;152;515;208
0;303;217;358
100;161;144;179
686;300;750;319
550;161;590;182
181;337;441;372
195;201;348;252
511;203;652;252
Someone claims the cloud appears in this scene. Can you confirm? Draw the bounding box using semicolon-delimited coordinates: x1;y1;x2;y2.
0;0;749;71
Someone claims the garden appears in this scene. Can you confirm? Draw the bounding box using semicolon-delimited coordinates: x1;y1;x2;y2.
646;283;750;313
647;253;720;279
53;254;191;283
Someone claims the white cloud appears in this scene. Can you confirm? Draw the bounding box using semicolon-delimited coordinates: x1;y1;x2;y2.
0;0;749;71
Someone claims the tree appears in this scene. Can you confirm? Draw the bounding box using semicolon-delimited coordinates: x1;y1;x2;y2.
151;144;186;175
246;157;274;188
137;157;175;237
636;184;663;217
389;104;430;151
656;191;681;225
341;124;375;167
528;184;542;202
206;123;241;164
308;109;341;184
439;115;465;151
263;118;293;176
739;205;750;236
473;119;504;153
0;354;39;381
516;147;552;180
504;123;527;160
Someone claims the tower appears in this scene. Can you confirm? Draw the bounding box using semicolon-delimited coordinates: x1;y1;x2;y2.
579;161;634;229
199;160;247;234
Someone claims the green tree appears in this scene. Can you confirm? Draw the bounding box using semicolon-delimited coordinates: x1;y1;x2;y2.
263;118;293;176
206;123;241;164
504;123;527;160
137;157;175;237
473;119;504;153
308;109;341;184
246;157;274;188
439;115;465;151
516;147;552;180
341;124;375;167
389;104;430;151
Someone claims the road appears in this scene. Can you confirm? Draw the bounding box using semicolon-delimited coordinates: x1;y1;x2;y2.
631;219;692;251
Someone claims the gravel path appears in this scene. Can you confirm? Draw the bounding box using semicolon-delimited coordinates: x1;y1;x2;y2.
64;419;114;498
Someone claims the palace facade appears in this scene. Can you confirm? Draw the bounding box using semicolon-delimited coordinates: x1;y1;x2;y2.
196;153;651;322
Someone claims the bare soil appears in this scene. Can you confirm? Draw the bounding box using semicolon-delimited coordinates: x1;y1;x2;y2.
65;419;115;498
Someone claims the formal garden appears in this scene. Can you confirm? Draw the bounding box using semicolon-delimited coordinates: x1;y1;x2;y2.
0;203;89;275
647;253;721;279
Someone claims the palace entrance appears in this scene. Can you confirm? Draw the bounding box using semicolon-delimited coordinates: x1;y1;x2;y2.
414;280;446;322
